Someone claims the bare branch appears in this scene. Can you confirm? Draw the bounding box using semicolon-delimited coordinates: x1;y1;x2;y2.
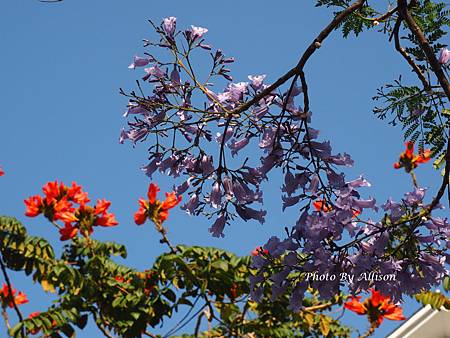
231;0;366;116
0;255;25;337
392;17;431;90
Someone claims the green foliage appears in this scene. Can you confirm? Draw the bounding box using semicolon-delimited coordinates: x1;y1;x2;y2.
373;76;449;159
415;291;450;310
405;0;450;62
0;216;350;337
316;0;379;37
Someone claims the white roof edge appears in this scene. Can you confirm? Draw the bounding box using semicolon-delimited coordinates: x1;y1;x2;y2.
388;305;446;338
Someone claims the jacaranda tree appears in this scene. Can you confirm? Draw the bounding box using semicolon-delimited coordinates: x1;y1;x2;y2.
1;0;450;337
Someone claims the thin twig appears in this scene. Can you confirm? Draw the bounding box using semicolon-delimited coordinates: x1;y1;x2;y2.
194;312;204;337
231;0;366;116
303;301;333;312
157;224;178;254
0;255;25;337
1;308;11;332
392;17;430;90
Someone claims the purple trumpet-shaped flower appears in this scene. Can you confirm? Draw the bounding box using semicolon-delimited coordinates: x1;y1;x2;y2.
143;65;165;80
127;128;149;144
282;81;302;105
347;175;371;188
216;91;231;103
282;195;302;211
252;104;269;119
326;169;345;189
222;176;234;199
215;127;234;144
235;205;267;224
209;214;226;238
163;17;177;37
141;155;162;178
227;82;248;101
287;283;307;312
181;193;199;215
233;180;262;204
282;171;296;196
259;127;276;151
404;187;426;206
170;67;181;84
174;178;191;195
325;153;354;167
309;141;332;158
438;47;450;64
258;148;283;178
306;174;320;195
200;155;214;176
119;128;129;144
209;182;222;208
229;137;250;156
352;197;377;211
248;74;266;90
128;56;152;69
307;127;320;139
123;105;150;117
190;25;208;40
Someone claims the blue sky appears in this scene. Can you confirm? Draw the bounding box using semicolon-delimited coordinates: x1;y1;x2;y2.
0;0;444;337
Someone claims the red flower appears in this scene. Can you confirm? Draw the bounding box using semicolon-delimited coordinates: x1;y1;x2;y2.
313;199;333;212
66;182;90;205
0;167;4;176
53;198;73;213
394;141;431;172
25;181;118;241
147;183;160;204
59;223;79;241
251;246;269;256
24;195;44;217
0;284;29;308
94;199;111;215
56;210;79;223
161;191;181;210
28;311;40;318
344;289;406;327
42;181;64;203
134;183;182;226
134;199;148;225
313;199;361;219
95;212;118;227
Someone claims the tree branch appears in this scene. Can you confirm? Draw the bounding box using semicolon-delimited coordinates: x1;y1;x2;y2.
392;17;430;90
231;0;366;116
397;0;450;99
397;0;450;209
0;255;25;337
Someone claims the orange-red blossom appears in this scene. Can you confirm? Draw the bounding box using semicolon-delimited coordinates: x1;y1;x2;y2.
251;246;269;257
0;283;28;308
344;289;405;327
134;183;182;226
24;181;118;241
313;199;361;218
393;141;431;172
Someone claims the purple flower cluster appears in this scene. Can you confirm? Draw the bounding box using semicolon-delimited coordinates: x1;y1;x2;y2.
120;17;450;306
252;183;449;308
